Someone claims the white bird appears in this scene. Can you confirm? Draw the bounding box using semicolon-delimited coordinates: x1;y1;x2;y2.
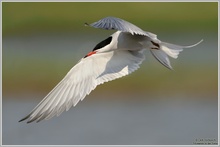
19;16;203;123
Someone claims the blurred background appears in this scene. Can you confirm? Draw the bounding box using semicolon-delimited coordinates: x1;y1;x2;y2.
2;2;218;145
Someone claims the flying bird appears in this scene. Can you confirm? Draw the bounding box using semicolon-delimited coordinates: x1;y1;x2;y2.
19;16;203;123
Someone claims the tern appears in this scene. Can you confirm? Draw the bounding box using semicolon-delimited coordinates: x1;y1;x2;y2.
19;16;202;123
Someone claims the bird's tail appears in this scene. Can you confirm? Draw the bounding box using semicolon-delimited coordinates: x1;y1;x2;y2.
150;39;203;69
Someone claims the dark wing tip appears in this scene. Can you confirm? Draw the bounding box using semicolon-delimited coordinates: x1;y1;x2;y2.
84;22;89;26
18;116;29;123
18;113;32;123
27;119;35;124
18;119;24;122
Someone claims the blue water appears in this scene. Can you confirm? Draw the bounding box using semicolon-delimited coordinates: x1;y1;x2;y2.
2;94;218;145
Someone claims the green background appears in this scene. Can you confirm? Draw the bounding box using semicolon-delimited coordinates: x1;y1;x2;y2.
2;2;218;145
3;2;217;35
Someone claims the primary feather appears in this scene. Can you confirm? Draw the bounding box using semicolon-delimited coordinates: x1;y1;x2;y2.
19;50;145;123
87;16;154;37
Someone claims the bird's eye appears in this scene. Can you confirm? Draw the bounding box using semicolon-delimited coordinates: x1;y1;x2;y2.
93;36;112;51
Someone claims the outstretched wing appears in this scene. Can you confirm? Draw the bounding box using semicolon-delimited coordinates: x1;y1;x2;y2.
86;16;154;37
19;50;145;123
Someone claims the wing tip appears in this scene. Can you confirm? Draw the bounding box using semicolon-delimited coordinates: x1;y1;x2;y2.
18;114;30;123
19;114;40;123
18;118;32;123
84;22;89;26
18;118;25;123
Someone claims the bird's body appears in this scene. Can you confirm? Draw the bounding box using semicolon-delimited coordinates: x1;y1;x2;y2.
19;17;202;123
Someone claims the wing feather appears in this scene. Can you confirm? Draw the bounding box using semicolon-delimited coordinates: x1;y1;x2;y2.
150;49;173;70
19;50;145;123
87;16;153;37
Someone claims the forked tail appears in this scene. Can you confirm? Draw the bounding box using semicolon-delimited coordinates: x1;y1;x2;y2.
150;39;203;69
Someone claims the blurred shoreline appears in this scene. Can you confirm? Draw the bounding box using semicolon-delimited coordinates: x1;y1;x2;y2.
3;32;217;98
